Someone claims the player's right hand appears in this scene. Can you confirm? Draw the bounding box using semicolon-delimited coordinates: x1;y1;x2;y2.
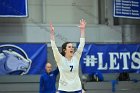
50;22;54;32
50;22;55;40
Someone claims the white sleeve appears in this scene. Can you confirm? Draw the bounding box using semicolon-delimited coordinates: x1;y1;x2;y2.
74;38;85;60
51;40;62;63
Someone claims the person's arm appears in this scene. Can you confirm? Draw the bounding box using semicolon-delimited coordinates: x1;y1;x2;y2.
75;19;86;60
50;22;61;63
39;75;44;93
79;19;86;38
53;67;59;76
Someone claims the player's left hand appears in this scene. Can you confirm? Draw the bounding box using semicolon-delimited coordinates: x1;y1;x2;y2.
79;19;86;30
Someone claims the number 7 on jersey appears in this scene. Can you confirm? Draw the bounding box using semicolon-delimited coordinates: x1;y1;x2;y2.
70;65;73;72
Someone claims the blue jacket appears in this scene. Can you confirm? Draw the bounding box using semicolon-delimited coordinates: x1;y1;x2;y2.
40;68;59;93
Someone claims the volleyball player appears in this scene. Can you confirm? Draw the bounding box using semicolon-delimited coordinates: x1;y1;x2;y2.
50;19;86;93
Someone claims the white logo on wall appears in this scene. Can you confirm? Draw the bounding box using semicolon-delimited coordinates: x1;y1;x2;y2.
0;44;32;75
83;52;140;70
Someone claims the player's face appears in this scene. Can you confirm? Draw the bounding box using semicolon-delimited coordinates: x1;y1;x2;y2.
45;63;52;73
65;43;74;57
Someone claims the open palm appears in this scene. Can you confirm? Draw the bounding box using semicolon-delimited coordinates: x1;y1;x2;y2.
50;22;55;40
50;22;54;32
79;19;86;29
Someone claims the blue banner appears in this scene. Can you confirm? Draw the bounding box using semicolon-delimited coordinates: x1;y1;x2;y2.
0;43;47;75
79;44;140;74
0;0;28;17
114;0;140;19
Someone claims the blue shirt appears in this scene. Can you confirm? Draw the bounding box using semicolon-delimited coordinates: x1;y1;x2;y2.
40;68;59;93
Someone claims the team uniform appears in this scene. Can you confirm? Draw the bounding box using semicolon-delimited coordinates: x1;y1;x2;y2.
40;68;59;93
51;38;85;92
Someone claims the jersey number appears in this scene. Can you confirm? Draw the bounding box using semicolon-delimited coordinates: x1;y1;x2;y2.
70;65;73;72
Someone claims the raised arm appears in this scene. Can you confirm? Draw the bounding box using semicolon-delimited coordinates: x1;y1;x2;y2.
50;22;61;63
79;19;86;38
75;19;86;60
53;67;59;76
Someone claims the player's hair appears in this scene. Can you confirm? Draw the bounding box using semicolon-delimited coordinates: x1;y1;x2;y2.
61;42;71;56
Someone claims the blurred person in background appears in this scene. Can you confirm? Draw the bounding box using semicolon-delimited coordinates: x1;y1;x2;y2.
40;62;59;93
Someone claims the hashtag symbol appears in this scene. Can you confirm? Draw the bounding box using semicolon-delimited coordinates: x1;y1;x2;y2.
83;55;97;67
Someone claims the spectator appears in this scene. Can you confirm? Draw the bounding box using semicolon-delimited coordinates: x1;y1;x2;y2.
40;62;59;93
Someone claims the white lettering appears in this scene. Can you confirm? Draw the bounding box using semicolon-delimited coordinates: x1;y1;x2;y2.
120;52;130;70
109;53;120;70
98;53;108;70
131;52;140;69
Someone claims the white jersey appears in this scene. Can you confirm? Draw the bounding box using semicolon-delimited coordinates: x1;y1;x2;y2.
51;38;85;91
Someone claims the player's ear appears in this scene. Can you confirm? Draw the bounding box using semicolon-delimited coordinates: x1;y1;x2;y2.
63;49;66;52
